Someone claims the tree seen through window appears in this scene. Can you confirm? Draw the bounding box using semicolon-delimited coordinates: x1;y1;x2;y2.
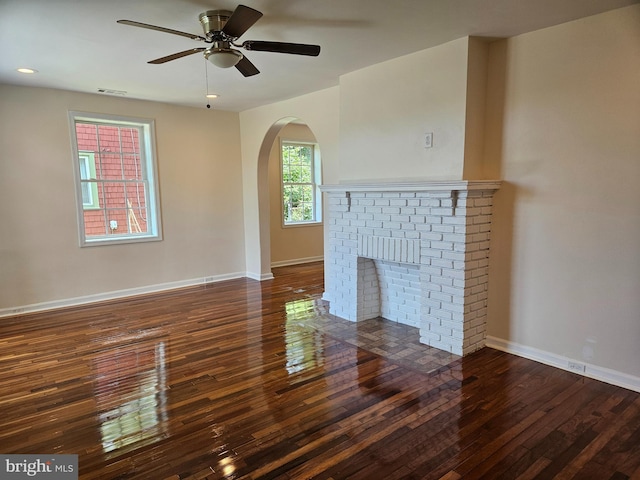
282;143;318;224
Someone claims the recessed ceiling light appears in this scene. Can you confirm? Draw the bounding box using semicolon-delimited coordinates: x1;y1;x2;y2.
206;94;219;99
17;68;37;74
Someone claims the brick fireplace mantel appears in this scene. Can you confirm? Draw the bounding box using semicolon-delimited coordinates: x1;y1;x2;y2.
320;180;502;193
320;180;501;356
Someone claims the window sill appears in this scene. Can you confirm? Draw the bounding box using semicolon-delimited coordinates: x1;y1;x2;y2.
282;221;323;229
81;234;163;247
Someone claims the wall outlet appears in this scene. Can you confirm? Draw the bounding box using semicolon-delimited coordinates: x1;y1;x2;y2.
568;361;586;373
425;132;433;148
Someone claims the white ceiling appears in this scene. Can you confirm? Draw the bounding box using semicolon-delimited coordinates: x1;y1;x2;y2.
1;0;636;112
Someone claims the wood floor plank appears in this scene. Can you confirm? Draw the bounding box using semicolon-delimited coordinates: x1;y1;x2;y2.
1;262;639;479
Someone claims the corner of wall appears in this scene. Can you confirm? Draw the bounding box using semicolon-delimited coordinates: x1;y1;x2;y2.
462;37;490;180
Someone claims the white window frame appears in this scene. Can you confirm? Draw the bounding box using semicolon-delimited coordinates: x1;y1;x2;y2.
280;140;322;227
69;111;163;247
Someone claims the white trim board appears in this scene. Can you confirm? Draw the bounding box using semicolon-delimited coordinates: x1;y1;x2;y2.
245;271;275;281
0;272;246;318
271;256;324;268
486;336;640;393
319;180;502;193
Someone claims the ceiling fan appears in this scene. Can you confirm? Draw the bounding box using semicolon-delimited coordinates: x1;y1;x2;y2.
117;4;321;77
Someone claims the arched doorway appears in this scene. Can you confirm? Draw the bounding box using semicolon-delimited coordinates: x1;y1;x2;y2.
256;117;324;276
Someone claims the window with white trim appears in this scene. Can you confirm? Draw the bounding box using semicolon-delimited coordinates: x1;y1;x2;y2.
69;112;162;246
281;141;322;225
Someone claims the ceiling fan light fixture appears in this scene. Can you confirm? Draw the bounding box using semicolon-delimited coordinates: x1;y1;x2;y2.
205;49;243;68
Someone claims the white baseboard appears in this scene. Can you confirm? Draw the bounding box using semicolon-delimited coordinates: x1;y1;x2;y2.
245;271;275;281
0;271;246;318
486;336;640;393
245;256;324;281
271;256;324;268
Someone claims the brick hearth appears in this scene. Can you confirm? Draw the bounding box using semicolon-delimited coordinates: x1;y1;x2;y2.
320;181;501;356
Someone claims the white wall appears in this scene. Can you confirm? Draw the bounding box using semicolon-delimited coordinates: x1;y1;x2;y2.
239;86;340;279
463;37;490;180
338;37;470;182
0;85;246;311
485;5;640;380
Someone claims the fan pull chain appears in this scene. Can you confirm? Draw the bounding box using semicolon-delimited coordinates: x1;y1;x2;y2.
205;58;211;109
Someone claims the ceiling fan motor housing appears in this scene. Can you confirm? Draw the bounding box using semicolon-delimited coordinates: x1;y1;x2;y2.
199;10;233;38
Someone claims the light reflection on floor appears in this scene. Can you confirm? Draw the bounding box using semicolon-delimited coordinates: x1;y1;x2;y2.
93;337;168;454
284;298;325;374
293;298;461;375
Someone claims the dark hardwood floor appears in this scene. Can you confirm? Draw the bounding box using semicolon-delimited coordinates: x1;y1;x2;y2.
1;262;639;479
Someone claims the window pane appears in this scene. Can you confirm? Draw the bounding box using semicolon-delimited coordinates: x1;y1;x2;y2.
79;158;90;180
282;146;291;163
81;182;92;205
119;127;139;153
98;125;120;148
96;183;105;208
77;124;98;151
84;209;107;237
302;185;313;202
93;153;104;180
99;154;124;180
126;183;148;233
104;182;126;209
107;209;128;235
300;165;312;183
282;165;291;183
123;155;143;180
294;185;303;207
300;147;311;165
72;113;161;245
126;183;147;208
287;166;295;182
79;158;92;205
303;203;313;220
289;148;300;165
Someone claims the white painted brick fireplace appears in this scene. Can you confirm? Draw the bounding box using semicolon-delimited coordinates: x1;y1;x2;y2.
320;181;501;356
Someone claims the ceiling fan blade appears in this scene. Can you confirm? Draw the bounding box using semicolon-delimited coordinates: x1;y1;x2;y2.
242;41;320;56
148;48;206;64
235;56;260;77
222;5;263;38
117;19;206;41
